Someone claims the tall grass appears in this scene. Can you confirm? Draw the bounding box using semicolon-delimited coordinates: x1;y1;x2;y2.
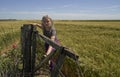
0;20;42;77
0;44;22;77
55;21;120;77
0;20;120;77
0;20;38;52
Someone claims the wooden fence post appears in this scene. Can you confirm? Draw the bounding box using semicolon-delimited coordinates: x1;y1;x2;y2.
21;24;36;77
21;24;79;77
31;29;37;76
51;47;66;77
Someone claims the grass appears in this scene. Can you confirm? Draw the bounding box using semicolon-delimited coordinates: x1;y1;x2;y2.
54;21;120;77
0;20;40;53
0;44;22;77
0;20;120;77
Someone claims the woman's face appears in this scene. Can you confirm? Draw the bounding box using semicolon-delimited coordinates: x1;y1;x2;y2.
43;18;52;28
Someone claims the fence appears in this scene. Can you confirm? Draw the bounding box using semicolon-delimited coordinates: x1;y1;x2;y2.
21;24;79;77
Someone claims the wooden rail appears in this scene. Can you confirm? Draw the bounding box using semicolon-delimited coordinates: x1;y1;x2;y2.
21;24;79;77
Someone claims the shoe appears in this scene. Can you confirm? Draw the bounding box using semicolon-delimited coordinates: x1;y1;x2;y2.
49;60;54;71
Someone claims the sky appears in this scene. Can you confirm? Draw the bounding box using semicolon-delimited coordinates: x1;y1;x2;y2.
0;0;120;20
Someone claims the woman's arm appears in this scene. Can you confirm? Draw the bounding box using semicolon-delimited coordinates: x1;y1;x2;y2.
32;23;42;28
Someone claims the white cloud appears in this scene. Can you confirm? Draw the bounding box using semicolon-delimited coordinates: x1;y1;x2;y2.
104;5;120;9
62;4;73;8
90;5;120;11
40;4;75;10
49;13;120;20
0;11;48;15
0;11;120;20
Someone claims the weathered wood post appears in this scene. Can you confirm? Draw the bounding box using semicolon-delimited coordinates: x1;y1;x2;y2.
21;24;36;77
51;47;66;77
31;27;37;76
36;33;79;77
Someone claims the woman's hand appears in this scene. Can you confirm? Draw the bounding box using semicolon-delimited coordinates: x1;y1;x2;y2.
32;23;38;26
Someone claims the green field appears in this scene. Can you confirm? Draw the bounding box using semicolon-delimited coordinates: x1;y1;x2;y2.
0;20;120;77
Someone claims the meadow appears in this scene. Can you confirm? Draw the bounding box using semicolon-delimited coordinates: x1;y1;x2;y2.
0;20;120;77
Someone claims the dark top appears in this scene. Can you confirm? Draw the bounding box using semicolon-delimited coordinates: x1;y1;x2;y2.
42;26;60;46
42;27;56;38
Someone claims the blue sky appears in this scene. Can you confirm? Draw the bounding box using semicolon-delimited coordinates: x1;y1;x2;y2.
0;0;120;20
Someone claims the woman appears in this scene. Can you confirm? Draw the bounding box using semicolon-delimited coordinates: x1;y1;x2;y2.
33;15;59;71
